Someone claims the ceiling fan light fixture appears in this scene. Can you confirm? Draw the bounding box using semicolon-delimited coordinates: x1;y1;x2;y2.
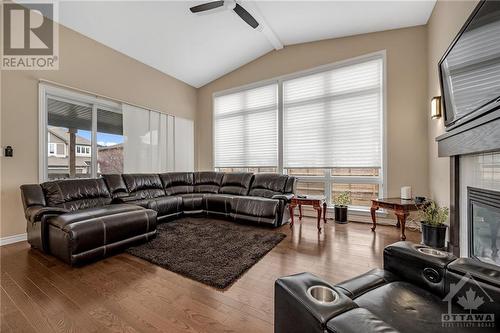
189;0;259;29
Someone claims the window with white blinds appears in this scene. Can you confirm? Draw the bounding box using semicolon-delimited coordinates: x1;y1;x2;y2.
212;53;385;208
214;83;278;168
283;57;383;168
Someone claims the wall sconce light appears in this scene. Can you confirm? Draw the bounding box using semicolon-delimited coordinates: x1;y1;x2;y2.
431;96;442;119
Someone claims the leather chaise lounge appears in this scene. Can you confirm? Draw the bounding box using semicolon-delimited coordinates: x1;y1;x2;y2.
275;241;500;333
20;178;157;265
20;172;296;265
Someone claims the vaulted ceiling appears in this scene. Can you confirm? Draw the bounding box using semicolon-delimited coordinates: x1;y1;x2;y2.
57;1;436;88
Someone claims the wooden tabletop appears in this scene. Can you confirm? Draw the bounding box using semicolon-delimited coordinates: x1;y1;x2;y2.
293;195;326;202
372;197;419;208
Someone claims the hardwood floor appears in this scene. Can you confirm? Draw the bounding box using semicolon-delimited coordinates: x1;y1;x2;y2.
0;218;420;333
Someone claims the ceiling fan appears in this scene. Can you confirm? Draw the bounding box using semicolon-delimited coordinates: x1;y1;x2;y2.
189;1;259;29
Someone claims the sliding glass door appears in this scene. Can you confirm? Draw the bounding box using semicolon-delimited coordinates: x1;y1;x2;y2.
46;97;94;179
39;84;190;181
96;108;124;175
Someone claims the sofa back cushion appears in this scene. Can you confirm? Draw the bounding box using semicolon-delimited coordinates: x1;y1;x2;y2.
41;178;112;211
284;176;297;194
219;173;254;195
122;174;165;199
193;171;223;193
20;184;46;210
160;172;194;195
248;174;288;198
102;174;129;199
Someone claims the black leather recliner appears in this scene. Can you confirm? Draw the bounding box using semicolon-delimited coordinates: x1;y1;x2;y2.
275;241;500;333
20;172;296;265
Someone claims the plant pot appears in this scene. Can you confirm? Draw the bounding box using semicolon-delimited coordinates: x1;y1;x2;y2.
421;222;448;249
334;206;348;224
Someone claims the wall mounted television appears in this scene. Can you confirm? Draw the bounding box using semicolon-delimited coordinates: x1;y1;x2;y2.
439;0;500;130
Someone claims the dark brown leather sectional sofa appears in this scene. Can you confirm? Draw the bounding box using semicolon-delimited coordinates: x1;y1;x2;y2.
20;172;296;265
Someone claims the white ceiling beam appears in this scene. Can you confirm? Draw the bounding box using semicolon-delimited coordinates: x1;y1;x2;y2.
243;0;283;50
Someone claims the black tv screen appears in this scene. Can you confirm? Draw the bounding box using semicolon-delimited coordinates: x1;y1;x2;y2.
439;0;500;129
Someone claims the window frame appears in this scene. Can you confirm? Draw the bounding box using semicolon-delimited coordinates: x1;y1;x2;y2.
39;83;122;182
212;51;387;211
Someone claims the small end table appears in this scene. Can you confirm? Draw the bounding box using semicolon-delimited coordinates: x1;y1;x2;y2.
289;195;327;231
370;198;420;241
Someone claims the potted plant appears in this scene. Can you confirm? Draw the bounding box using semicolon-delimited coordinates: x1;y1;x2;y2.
419;201;449;249
333;192;351;224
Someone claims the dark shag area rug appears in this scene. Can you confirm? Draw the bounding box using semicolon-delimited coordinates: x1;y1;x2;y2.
126;217;286;289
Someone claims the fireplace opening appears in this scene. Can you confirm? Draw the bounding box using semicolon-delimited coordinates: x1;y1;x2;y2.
468;187;500;266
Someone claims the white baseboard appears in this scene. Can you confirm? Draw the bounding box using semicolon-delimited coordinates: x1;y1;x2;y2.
0;233;27;246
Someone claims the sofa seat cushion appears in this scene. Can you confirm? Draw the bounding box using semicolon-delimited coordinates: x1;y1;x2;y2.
48;207;156;256
203;194;234;214
229;213;277;225
129;196;182;217
232;196;280;218
326;308;400;333
353;282;453;333
48;204;144;229
180;193;205;211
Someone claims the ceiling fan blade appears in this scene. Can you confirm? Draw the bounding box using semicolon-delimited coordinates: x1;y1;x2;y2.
233;3;259;29
190;1;225;13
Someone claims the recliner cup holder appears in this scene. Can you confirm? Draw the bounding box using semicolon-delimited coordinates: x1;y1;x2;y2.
307;285;338;304
417;247;447;258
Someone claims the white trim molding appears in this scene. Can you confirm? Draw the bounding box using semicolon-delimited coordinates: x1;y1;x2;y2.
0;233;27;246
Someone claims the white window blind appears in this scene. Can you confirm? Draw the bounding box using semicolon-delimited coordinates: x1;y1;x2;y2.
123;104;175;173
214;83;278;168
283;57;383;168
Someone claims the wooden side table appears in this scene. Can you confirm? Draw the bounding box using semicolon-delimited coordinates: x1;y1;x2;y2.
370;198;420;241
289;195;327;231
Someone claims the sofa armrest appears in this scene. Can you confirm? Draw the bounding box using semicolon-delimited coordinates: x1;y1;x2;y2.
383;241;457;297
447;258;500;287
25;205;68;223
272;193;294;203
275;272;356;333
335;268;398;299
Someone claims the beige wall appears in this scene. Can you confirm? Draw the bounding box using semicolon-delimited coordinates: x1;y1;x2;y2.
197;26;429;199
1;1;482;240
1;24;197;238
426;0;479;208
